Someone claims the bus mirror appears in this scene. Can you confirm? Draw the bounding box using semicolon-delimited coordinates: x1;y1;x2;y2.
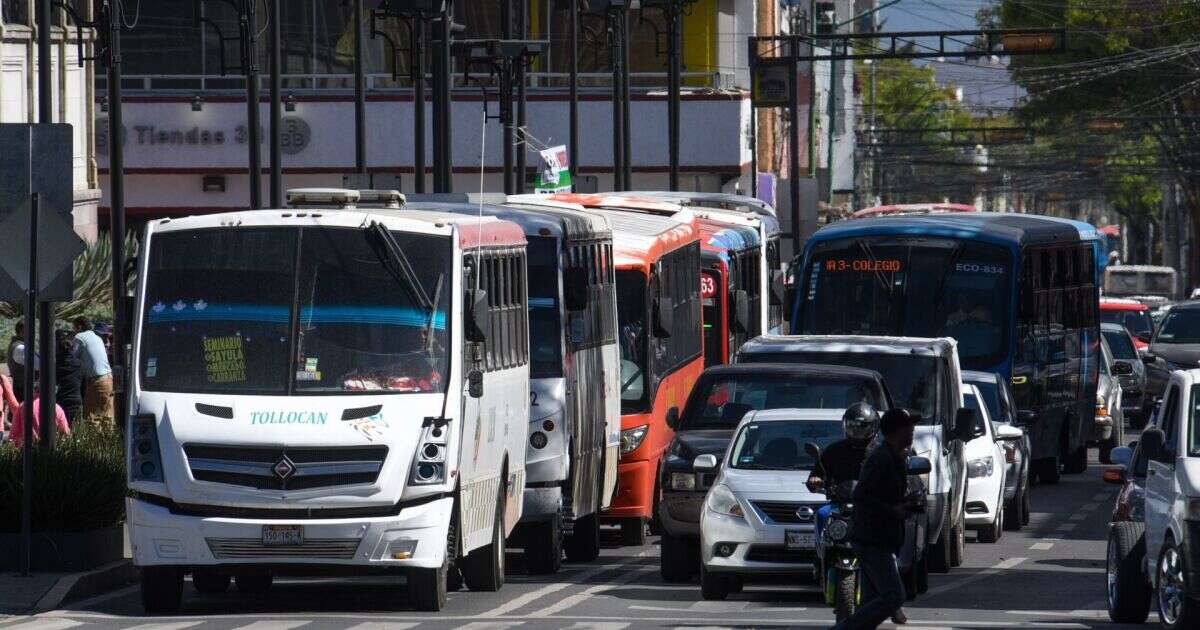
734;290;751;333
666;406;680;430
563;268;588;311
468;369;484;398
770;269;785;305
466;290;489;342
654;297;674;337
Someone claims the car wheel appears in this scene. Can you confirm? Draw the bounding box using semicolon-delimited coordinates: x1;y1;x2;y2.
948;516;966;567
462;485;506;592
1106;522;1150;624
699;564;729;601
565;512;601;562
978;506;1002;544
140;566;183;615
621;518;647;546
1021;480;1032;526
191;570;230;594
1004;484;1023;532
661;534;693;583
525;513;563;575
915;551;929;594
928;505;952;574
1037;456;1061;484
1157;539;1200;629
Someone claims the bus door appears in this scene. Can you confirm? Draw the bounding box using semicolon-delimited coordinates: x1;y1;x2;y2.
701;265;725;366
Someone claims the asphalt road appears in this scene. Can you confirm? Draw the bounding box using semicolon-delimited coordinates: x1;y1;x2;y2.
0;449;1155;630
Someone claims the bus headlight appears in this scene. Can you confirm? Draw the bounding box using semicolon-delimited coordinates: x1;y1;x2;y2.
129;413;163;483
409;428;448;486
967;457;994;478
620;425;648;455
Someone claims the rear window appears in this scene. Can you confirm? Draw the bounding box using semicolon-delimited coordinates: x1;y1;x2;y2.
679;371;886;431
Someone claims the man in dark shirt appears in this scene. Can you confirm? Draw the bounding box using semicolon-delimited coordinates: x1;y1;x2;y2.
832;408;920;630
54;329;83;425
808;402;878;493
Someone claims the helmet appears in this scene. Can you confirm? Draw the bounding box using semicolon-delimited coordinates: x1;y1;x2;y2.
843;402;880;442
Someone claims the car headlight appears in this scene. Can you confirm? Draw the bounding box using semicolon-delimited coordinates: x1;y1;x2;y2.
705;483;744;518
620;425;648;455
825;517;850;542
670;472;697;491
967;457;994;478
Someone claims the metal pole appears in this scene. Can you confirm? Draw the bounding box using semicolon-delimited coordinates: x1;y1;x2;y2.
825;42;837;204
269;0;282;207
502;0;514;194
569;0;578;190
806;3;816;179
750;107;757;198
413;17;426;193
516;0;528;194
437;3;453;192
37;0;56;450
667;1;681;191
620;8;632;190
608;9;622;191
243;0;262;209
20;194;39;577
354;0;367;176
789;35;802;255
431;9;444;191
108;0;128;440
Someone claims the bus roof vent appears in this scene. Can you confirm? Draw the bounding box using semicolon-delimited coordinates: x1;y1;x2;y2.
355;189;407;208
286;187;360;208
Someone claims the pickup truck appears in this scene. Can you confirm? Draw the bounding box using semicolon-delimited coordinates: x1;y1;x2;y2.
1108;368;1200;628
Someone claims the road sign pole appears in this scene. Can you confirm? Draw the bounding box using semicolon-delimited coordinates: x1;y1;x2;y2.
37;0;56;450
20;194;39;577
108;0;129;443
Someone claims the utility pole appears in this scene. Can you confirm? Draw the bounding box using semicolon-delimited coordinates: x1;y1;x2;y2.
269;0;282;207
607;4;625;190
569;0;579;190
413;17;426;193
434;3;454;192
648;0;689;191
502;1;514;194
37;0;55;449
620;8;632;189
515;0;529;193
354;0;367;177
241;0;262;208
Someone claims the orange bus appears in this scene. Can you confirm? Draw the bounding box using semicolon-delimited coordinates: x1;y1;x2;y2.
589;207;704;546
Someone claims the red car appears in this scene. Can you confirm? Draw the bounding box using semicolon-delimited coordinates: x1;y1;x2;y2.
1099;298;1154;350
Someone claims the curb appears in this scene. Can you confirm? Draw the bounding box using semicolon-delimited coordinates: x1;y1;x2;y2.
33;560;137;613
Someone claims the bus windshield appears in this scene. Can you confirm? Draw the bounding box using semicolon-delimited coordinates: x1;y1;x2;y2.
527;236;563;379
681;372;886;431
616;270;648;412
800;237;1012;369
139;227;451;395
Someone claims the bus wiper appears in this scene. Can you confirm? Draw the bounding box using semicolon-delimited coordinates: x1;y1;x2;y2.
364;221;435;315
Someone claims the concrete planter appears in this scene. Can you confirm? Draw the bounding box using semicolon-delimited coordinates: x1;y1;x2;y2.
0;525;124;572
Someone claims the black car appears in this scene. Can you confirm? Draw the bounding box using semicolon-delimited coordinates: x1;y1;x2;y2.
656;363;893;582
1144;301;1200;399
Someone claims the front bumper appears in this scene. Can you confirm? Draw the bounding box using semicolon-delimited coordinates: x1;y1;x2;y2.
965;472;1003;526
128;495;453;570
659;490;705;538
604;459;654;520
700;509;817;576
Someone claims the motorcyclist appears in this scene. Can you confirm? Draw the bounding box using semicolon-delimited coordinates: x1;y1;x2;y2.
807;402;879;493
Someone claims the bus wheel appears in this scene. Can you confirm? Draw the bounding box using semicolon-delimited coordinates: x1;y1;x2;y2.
565;512;601;562
621;518;647;546
408;546;449;611
526;513;563;575
140;566;183;615
463;485;507;592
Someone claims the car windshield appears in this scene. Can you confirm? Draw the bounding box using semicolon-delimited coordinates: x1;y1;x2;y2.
527;236;563;379
799;237;1012;369
679;372;886;431
139;227;451;395
616;270;648;412
1101;309;1153;338
1156;309;1200;344
739;351;938;422
1103;329;1138;361
967;378;1003;424
729;420;844;470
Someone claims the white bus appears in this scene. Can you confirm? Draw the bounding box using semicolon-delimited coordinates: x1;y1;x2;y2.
126;196;530;612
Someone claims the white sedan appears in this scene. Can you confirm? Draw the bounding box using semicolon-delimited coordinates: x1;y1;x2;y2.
962;384;1021;543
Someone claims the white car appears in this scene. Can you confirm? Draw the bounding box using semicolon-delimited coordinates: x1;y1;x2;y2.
962;384;1020;543
696;408;842;600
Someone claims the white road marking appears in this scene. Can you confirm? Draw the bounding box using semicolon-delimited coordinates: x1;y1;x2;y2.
561;624;631;630
124;623;206;630
344;624;418;630
1031;542;1055;550
689;601;748;613
922;557;1025;598
231;622;309;630
454;623;522;630
0;621;84;630
530;565;657;617
1056;522;1078;532
474;551;651;618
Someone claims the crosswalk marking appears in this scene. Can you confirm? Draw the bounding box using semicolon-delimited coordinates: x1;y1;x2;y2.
454;623;523;630
561;624;630;630
474;552;652;618
1030;542;1054;550
530;565;656;617
231;622;309;630
0;620;84;630
125;623;205;630
344;624;417;630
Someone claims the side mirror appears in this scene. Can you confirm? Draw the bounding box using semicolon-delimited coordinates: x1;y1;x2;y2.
1136;332;1152;344
1016;410;1037;425
769;269;785;305
1141;352;1157;366
654;296;674;337
563;268;588;311
1113;361;1134;376
693;453;719;472
466;289;489;343
954;408;984;441
995;423;1024;440
906;456;932;476
468;369;484;398
1110;445;1134;468
665;406;680;431
733;290;751;333
1140;427;1166;463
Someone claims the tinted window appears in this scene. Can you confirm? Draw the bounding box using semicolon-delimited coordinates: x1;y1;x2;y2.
527;237;563;378
680;372;886;431
729;420;844;470
1191;384;1200;457
969;379;1004;424
617;270;648;412
1103;329;1138;361
1157;309;1200;344
800;237;1012;369
740;351;939;423
702;268;723;367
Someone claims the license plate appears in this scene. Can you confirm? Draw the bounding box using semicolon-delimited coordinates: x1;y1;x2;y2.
262;525;304;546
785;530;815;549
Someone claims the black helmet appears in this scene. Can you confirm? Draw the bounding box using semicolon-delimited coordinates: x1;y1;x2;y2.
843;402;880;442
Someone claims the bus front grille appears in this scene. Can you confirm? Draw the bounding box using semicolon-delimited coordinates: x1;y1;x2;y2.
206;538;361;560
183;444;388;491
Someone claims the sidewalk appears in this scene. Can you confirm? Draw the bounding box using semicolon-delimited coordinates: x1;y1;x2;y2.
0;560;137;614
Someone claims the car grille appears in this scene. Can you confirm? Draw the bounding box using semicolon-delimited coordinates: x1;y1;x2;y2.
184;444;388;491
753;500;820;524
745;544;817;564
206;537;361;560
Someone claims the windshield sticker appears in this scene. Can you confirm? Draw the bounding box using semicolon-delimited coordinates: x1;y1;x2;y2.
305;357;319;372
204;335;246;383
250;411;328;425
145;357;158;378
350;412;389;442
295;371;322;382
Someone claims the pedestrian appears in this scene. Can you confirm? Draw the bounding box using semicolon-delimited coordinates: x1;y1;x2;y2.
6;321;27;401
55;329;84;426
0;372;17;439
71;317;114;427
831;408;922;630
7;383;71;448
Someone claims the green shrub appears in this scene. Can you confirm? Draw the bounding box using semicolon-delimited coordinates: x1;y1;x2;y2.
0;425;126;533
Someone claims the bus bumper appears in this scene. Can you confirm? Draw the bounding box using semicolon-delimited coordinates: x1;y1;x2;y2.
604;459;654;520
127;495;453;570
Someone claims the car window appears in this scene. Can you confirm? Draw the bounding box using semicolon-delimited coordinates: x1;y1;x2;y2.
1103;329;1138;361
1163;385;1181;454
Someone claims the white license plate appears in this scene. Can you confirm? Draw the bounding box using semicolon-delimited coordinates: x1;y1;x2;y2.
262;525;304;546
785;530;815;549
